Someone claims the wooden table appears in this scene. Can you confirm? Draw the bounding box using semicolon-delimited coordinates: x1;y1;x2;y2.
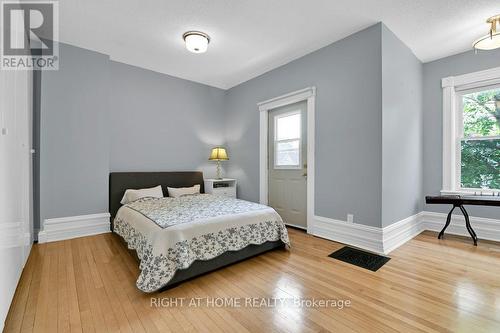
425;195;500;245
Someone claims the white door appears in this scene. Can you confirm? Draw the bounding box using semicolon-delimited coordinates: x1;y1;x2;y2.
0;13;33;328
268;101;307;229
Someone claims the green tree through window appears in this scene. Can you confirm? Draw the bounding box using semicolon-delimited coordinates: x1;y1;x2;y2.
461;88;500;189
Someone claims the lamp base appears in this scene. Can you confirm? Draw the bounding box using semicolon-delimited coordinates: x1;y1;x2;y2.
216;160;223;179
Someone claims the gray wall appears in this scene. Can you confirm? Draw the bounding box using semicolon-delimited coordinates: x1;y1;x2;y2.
39;44;110;224
423;48;500;219
225;24;384;227
37;43;226;228
37;25;500;230
381;25;423;227
109;61;226;173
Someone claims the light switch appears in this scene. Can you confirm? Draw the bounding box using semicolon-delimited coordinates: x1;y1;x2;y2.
1;128;7;135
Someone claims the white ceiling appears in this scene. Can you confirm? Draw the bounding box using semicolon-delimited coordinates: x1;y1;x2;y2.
58;0;500;89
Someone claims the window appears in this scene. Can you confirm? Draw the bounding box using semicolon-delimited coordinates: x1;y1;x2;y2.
274;111;301;168
442;67;500;194
459;87;500;190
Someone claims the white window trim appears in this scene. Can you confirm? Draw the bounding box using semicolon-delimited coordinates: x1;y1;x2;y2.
273;110;302;169
258;87;316;234
441;66;500;195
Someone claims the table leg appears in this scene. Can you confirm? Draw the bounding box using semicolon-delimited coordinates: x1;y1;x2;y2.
459;205;477;246
438;206;455;240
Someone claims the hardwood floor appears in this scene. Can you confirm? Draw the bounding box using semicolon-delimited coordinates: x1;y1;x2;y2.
4;228;500;332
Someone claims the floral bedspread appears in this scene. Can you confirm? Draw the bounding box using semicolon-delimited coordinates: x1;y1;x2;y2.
125;194;270;228
114;194;290;292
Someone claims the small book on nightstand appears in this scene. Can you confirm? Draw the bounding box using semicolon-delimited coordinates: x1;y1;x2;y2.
204;178;237;198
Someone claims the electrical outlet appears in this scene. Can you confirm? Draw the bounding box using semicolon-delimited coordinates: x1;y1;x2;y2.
347;214;354;223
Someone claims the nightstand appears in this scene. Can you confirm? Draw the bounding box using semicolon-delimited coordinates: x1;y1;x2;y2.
204;178;237;198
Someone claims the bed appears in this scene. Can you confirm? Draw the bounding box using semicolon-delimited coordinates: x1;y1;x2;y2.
109;171;290;292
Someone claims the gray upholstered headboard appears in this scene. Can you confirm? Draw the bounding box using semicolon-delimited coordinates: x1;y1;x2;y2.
109;171;205;225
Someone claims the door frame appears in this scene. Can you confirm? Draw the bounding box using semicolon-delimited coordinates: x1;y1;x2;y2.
257;87;316;234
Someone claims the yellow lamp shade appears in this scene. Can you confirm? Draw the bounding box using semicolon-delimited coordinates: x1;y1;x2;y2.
209;147;229;161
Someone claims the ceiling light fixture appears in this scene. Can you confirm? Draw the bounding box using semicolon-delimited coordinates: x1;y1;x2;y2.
473;14;500;51
183;31;210;53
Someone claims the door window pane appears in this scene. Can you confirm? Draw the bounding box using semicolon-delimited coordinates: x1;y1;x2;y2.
274;112;301;168
276;113;301;140
275;140;300;166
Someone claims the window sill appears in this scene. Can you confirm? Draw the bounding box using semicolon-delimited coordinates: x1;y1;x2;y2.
440;189;500;196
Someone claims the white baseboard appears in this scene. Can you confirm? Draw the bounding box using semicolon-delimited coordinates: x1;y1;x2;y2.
382;212;425;254
422;211;500;243
285;222;307;230
310;211;500;255
38;213;111;243
312;215;384;254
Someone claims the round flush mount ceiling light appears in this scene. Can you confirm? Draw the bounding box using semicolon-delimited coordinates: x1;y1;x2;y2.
183;31;210;53
473;15;500;50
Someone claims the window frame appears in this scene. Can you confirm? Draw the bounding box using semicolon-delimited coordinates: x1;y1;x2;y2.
273;110;302;170
441;66;500;195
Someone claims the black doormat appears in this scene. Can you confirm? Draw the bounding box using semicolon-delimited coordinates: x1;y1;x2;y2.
328;246;390;271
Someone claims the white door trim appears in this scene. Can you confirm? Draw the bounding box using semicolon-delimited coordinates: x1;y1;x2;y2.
258;87;316;234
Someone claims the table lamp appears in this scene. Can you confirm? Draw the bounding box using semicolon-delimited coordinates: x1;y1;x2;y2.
209;147;229;179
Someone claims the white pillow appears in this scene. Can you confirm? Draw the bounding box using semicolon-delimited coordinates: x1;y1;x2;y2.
120;185;163;204
167;184;201;198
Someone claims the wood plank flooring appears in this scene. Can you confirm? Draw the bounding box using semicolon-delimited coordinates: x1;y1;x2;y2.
4;228;500;332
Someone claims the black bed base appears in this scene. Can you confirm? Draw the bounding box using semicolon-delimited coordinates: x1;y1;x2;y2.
163;240;285;290
116;233;285;291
